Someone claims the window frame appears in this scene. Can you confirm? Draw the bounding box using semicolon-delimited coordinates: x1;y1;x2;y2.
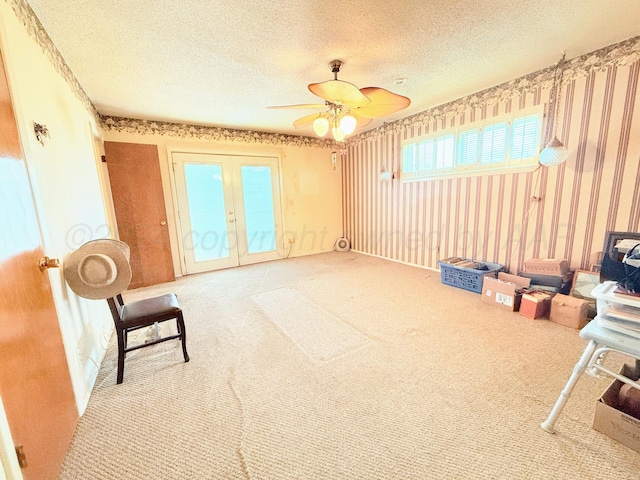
400;106;544;181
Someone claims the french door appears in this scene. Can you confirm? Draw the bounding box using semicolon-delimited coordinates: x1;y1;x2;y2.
172;152;283;274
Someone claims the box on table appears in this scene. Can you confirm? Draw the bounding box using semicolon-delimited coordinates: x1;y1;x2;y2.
593;363;640;453
481;272;531;311
549;293;590;329
524;258;569;275
438;259;503;294
519;291;552;319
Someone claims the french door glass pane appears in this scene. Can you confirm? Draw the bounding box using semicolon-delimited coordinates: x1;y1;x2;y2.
241;165;276;254
184;163;229;262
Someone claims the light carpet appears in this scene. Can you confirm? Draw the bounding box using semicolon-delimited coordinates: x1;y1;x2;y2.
251;287;371;364
58;252;640;479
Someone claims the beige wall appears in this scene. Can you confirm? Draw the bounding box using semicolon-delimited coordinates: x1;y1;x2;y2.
99;130;343;276
344;40;640;274
0;2;112;414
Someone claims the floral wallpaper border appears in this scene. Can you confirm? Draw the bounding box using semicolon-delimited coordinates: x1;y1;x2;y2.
100;115;337;148
8;0;99;120
355;35;640;142
10;0;640;148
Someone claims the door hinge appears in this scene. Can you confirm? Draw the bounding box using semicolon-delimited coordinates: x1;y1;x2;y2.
101;155;106;163
15;444;27;468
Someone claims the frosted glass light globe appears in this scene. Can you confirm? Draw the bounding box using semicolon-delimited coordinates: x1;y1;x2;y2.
312;117;329;137
339;115;357;135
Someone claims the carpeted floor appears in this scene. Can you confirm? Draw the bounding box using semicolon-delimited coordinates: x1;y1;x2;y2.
58;252;640;479
251;287;371;364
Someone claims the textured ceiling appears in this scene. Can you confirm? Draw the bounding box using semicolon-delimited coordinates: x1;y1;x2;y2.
27;0;640;137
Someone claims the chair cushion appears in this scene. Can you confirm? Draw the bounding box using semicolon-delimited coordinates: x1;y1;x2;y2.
120;293;181;324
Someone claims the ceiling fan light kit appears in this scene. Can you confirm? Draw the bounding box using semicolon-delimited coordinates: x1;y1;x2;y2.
270;59;410;142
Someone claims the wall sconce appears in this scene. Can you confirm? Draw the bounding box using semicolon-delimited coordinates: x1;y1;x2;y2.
379;166;394;182
33;122;49;146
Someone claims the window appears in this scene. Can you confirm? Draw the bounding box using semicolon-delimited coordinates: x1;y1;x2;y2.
457;128;479;168
418;139;435;171
480;122;507;166
435;134;454;170
510;114;540;160
401;107;543;180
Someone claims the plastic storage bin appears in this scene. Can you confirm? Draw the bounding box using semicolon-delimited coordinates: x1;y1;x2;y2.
592;281;640;337
438;260;503;294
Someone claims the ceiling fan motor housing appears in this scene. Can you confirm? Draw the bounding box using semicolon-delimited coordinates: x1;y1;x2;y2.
329;59;343;76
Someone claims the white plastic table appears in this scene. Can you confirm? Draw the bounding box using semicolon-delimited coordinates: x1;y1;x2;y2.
541;319;640;433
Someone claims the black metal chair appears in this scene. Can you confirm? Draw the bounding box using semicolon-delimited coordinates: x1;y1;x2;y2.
106;293;189;384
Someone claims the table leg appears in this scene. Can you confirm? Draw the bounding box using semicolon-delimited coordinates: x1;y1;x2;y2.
541;339;598;433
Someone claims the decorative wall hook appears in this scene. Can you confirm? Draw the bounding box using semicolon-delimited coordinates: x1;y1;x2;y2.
33;122;49;145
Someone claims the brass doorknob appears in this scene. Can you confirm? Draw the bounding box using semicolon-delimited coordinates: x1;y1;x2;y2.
160;220;167;226
38;256;60;271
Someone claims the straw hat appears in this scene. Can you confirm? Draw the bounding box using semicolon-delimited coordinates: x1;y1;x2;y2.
63;239;132;300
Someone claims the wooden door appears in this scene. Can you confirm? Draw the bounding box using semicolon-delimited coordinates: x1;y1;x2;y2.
104;142;175;289
0;50;77;480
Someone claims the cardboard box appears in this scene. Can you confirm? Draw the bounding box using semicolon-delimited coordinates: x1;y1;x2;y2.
593;364;640;453
518;271;574;294
481;273;531;311
549;294;590;329
519;291;551;319
524;258;569;275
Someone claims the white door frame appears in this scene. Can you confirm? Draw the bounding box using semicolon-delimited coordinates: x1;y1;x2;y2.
0;395;21;480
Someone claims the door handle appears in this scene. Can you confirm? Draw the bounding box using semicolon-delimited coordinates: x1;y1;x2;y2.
229;219;235;223
38;256;60;271
160;220;167;226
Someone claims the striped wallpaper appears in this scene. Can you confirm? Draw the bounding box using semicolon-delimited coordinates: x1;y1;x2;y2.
343;59;640;274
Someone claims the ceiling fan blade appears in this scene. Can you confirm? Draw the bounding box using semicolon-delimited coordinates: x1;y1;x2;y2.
353;87;411;118
350;112;373;129
308;80;371;107
292;112;321;129
267;103;327;110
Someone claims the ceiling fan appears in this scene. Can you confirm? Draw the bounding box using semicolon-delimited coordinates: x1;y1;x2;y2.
268;60;411;141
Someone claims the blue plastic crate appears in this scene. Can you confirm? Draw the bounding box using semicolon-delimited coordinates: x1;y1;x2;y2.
438;260;504;293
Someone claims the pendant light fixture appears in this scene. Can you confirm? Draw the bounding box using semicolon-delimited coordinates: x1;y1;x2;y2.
539;53;569;167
